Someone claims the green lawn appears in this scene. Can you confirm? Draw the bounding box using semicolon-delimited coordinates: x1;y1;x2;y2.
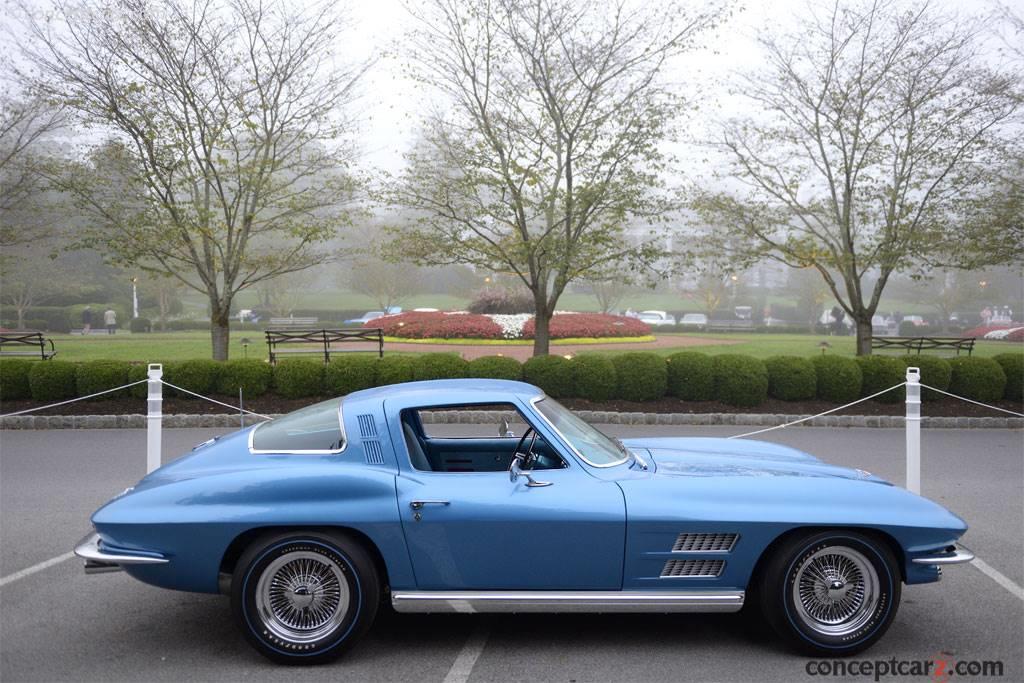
41;330;1020;363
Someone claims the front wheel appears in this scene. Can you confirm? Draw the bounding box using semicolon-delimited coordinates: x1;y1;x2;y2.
759;530;901;656
231;531;380;664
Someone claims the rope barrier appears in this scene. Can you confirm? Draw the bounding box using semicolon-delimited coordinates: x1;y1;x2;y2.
0;380;149;418
158;380;273;420
727;382;908;440
919;383;1024;418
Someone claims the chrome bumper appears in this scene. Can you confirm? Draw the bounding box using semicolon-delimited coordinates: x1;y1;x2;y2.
74;532;169;574
912;545;975;565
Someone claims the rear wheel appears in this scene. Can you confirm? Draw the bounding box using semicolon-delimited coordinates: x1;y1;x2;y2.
759;530;900;656
231;531;379;664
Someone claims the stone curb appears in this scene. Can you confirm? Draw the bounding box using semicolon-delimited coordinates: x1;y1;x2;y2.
2;412;1021;430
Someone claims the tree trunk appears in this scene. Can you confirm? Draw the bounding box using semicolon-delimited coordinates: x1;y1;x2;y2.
532;297;551;357
855;316;873;356
16;307;26;329
210;305;231;361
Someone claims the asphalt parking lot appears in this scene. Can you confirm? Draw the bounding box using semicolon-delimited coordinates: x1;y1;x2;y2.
1;425;1022;682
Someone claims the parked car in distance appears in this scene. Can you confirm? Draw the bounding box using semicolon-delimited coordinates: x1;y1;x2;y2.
343;311;388;326
637;310;676;326
677;313;708;330
75;379;973;664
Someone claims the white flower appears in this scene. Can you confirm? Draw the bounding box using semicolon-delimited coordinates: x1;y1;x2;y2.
487;313;532;339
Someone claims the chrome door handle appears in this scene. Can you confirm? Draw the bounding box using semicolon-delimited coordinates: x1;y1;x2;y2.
410;500;450;510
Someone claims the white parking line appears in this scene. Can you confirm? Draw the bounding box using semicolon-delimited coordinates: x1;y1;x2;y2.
971;556;1024;601
443;622;490;683
0;552;75;588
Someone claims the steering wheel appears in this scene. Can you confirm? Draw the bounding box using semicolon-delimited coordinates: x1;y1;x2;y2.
511;426;538;470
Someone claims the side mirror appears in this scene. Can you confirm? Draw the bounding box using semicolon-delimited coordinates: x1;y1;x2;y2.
510;454;552;488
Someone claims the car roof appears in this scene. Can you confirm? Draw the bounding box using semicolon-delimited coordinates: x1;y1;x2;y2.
344;378;544;403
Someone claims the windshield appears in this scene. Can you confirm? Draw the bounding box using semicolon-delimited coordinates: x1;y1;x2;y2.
250;398;346;453
533;398;628;467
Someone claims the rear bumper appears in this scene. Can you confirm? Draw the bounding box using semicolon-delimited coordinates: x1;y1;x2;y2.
74;532;169;574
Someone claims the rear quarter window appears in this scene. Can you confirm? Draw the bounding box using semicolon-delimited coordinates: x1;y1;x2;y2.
250;398;346;453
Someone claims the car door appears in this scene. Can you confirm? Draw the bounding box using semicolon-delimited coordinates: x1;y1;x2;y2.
387;398;626;591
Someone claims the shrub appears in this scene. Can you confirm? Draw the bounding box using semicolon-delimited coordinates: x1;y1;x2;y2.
522;355;574;398
948;357;1007;404
29;361;78;401
273;361;325;399
412;353;470;381
665;352;715;401
571;355;617;401
898;356;952;402
522;313;650;339
468;355;523;381
812;355;862;403
467;287;535;314
22;319;49;331
764;356;817;401
712;355;768;407
127;363;150;398
216;360;272;397
76;361;130;399
163;359;221;397
611;352;667;402
855;356;905;403
377;356;415;385
993;353;1023;401
325;356;380;396
0;360;34;400
129;317;152;333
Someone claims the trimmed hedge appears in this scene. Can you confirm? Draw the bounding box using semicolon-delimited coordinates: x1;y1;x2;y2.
468;355;523;381
666;352;715;401
164;359;220;397
993;354;1023;402
855;356;905;403
764;356;817;401
325;356;379;396
129;317;152;333
0;360;34;400
612;352;667;402
377;356;415;386
898;356;951;402
273;361;325;399
29;361;78;401
812;355;862;403
216;360;272;397
572;355;617;401
713;355;768;407
412;354;470;381
76;361;130;399
127;363;150;398
948;357;1007;404
522;355;574;398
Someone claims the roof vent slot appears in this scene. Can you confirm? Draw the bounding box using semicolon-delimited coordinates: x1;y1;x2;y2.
363;440;385;465
661;559;725;578
357;414;377;439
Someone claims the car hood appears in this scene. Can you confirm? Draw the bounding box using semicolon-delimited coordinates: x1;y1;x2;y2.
619;437;890;484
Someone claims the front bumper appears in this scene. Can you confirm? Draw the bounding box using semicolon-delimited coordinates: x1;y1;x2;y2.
911;545;975;565
74;532;169;574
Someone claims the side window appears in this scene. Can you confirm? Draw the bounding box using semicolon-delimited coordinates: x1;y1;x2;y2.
417;403;529;439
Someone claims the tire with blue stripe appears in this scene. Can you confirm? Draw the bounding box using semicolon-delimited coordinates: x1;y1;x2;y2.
231;531;380;664
758;530;901;656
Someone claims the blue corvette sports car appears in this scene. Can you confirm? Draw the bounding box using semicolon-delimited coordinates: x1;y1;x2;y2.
76;379;973;664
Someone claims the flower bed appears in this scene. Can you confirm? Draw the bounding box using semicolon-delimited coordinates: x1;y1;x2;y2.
963;323;1022;338
366;311;649;340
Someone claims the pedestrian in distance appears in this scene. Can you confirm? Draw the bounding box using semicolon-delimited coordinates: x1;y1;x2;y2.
82;306;93;333
104;308;117;335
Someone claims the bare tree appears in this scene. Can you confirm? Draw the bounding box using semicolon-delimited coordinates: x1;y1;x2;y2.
682;270;732;318
18;0;367;359
693;0;1020;354
387;0;722;355
346;256;421;313
588;279;629;314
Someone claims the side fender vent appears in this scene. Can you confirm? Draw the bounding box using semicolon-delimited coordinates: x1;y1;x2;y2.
357;414;378;438
661;559;725;578
672;533;738;553
363;439;385;465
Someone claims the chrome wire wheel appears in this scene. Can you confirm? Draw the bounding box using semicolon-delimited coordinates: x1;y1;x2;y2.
790;546;880;637
255;551;350;645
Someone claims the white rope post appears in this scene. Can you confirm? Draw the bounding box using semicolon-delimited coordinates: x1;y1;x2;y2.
905;366;921;494
147;364;163;474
